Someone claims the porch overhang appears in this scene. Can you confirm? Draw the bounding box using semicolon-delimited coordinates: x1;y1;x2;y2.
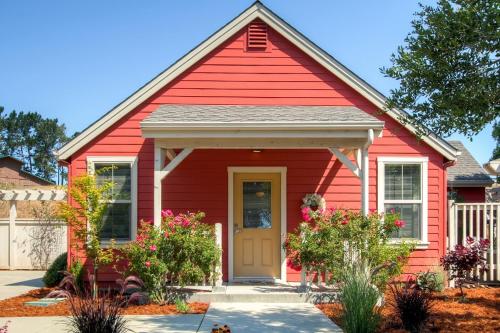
140;104;384;148
143;105;384;227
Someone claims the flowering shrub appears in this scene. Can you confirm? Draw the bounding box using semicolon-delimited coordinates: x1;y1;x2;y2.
285;208;414;289
121;210;220;303
440;236;489;300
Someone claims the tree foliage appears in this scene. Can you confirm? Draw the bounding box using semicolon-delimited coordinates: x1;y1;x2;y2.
0;106;70;181
58;171;115;298
382;0;499;138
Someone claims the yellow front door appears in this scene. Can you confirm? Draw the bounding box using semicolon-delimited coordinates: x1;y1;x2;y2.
233;172;281;279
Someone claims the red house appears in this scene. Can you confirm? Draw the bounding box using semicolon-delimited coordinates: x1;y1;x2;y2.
57;2;459;283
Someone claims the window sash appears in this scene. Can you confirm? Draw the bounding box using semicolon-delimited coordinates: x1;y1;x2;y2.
87;157;137;242
378;158;427;243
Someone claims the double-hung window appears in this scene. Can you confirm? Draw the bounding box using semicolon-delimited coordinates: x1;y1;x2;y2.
87;156;138;242
377;157;428;245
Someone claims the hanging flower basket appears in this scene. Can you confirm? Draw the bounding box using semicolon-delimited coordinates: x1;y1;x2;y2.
301;193;326;211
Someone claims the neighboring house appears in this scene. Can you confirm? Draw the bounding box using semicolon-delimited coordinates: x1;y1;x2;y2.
447;141;493;203
0;155;54;188
57;2;460;283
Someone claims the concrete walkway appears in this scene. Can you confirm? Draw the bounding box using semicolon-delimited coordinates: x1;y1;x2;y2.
199;302;342;332
1;303;341;332
0;270;45;300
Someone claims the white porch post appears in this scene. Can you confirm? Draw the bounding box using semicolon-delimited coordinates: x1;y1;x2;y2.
9;200;16;270
153;142;193;227
361;147;369;215
154;142;165;227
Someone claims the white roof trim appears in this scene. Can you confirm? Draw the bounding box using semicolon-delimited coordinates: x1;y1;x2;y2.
57;1;459;161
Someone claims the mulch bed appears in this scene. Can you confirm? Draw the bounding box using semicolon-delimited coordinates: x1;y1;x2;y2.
0;288;208;317
317;286;500;333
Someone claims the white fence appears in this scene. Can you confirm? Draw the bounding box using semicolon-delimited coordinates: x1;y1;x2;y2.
0;218;67;270
0;189;67;270
448;201;499;282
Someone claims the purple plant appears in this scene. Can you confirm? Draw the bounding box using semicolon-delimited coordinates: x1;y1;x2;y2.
47;271;79;298
115;275;149;306
441;236;490;299
390;279;433;333
0;321;10;333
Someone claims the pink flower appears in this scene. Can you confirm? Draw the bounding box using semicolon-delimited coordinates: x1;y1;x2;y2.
161;209;174;218
301;206;312;222
145;261;151;268
181;218;191;227
394;219;405;228
164;231;170;238
149;245;157;251
390;208;396;214
341;219;349;225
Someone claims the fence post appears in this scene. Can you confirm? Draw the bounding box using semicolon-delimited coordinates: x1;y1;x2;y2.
9;200;16;270
214;223;223;287
447;200;455;287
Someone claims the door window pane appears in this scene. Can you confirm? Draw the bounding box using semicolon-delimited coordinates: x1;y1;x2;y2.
243;181;271;229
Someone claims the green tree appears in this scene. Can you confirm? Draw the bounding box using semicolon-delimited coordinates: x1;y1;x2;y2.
491;122;500;160
382;0;499;139
58;172;115;298
0;106;70;181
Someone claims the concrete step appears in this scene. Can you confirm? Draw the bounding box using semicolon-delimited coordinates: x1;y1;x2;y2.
185;285;339;304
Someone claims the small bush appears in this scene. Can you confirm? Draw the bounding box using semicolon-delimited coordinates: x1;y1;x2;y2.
47;271;80;298
339;262;381;333
441;236;489;300
390;280;433;333
69;260;84;292
43;252;67;287
415;270;444;292
116;275;149;306
67;293;128;333
174;298;190;313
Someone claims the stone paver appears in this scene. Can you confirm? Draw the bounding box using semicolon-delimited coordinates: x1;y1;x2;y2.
198;302;342;333
0;270;45;300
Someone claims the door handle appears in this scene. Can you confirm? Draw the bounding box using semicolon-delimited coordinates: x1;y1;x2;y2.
234;224;242;234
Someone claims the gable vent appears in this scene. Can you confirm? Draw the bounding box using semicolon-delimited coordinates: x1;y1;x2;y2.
247;20;268;50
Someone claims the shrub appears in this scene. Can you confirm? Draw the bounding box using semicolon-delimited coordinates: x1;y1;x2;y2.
174;298;190;313
415;270;444;292
285;209;415;289
441;236;489;300
47;270;80;298
69;260;84;292
43;252;67;287
66;293;128;333
390;279;433;333
116;275;149;306
339;261;381;333
121;210;220;304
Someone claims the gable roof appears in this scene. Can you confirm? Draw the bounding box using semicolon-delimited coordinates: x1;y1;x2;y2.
56;1;459;161
447;141;493;187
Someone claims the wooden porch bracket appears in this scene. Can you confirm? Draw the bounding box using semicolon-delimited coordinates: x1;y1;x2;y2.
329;148;360;178
154;144;193;226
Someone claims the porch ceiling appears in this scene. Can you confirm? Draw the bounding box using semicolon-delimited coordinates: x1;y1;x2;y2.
141;104;382;139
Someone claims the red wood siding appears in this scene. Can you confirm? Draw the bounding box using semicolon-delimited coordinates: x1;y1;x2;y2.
448;186;487;203
68;22;448;282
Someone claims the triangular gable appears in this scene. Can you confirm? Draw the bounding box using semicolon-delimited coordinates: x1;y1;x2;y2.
57;1;459;161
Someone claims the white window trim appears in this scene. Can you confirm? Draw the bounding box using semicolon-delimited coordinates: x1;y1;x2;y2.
377;156;429;249
87;156;138;244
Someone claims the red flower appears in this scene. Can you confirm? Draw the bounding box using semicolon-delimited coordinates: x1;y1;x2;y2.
394;219;405;228
145;261;151;268
149;245;157;251
341;219;349;225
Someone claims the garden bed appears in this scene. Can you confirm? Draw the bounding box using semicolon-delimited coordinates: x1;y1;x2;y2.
318;286;500;332
0;288;208;317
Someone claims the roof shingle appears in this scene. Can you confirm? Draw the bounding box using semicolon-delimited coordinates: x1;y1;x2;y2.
447;140;493;187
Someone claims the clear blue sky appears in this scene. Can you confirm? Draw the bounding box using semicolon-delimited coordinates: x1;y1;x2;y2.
0;0;495;164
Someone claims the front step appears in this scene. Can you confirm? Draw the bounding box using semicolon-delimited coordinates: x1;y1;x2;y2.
184;284;339;304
